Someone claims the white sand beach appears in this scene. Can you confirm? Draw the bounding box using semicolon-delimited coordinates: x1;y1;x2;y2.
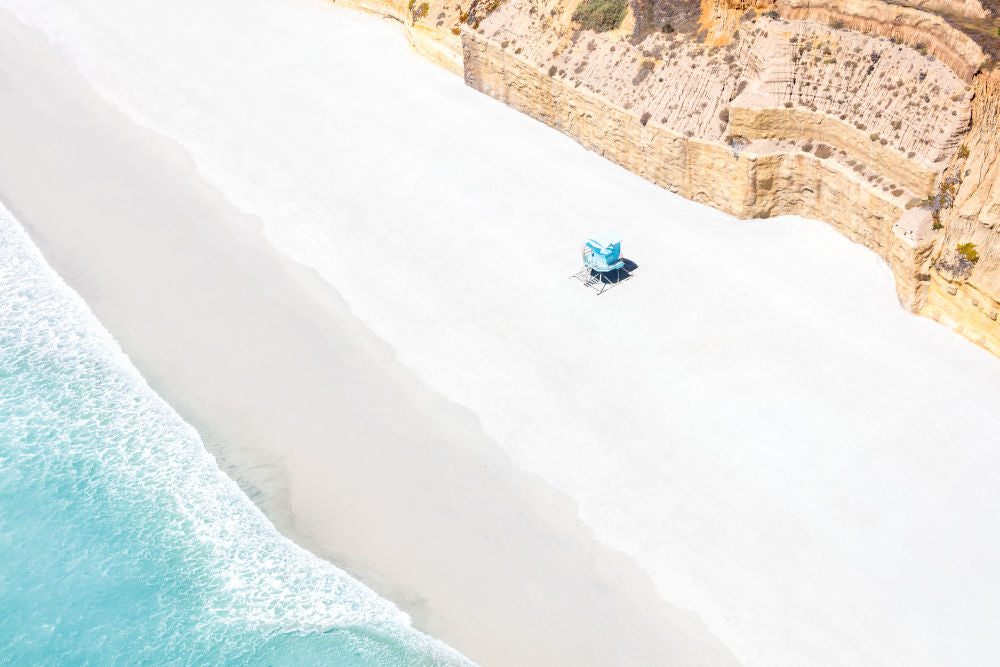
4;1;1000;665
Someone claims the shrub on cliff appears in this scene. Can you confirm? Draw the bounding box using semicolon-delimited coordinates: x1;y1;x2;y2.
408;0;429;21
957;242;979;264
814;144;833;159
920;176;960;229
726;134;750;159
572;0;627;32
632;59;655;86
937;244;978;279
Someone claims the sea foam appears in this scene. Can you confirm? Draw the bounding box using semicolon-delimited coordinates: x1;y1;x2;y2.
0;203;467;664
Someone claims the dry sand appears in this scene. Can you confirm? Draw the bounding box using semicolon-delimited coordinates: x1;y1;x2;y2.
0;10;735;666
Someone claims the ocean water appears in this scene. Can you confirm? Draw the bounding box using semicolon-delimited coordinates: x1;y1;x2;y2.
0;204;467;664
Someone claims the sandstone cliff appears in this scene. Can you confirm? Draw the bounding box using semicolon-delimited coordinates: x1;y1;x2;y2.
334;0;1000;357
924;68;1000;351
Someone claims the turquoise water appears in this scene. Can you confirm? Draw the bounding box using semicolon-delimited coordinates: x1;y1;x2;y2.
0;204;467;665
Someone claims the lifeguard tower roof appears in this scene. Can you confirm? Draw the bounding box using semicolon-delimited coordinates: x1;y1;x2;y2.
587;232;621;251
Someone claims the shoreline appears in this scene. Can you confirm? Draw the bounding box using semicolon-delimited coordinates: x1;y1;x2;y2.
0;10;735;666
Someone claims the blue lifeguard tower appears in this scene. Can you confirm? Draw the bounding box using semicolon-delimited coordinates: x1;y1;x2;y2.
571;232;631;294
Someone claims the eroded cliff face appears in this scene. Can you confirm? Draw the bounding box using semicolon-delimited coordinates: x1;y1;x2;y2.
334;0;1000;356
776;0;986;81
923;68;1000;351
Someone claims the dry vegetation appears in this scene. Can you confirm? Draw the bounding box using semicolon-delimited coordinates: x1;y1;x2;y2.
572;0;628;32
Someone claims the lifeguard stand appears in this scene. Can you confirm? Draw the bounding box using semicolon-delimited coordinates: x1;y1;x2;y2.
571;232;630;294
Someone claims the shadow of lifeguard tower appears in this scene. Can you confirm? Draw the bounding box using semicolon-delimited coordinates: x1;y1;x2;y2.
571;232;635;295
